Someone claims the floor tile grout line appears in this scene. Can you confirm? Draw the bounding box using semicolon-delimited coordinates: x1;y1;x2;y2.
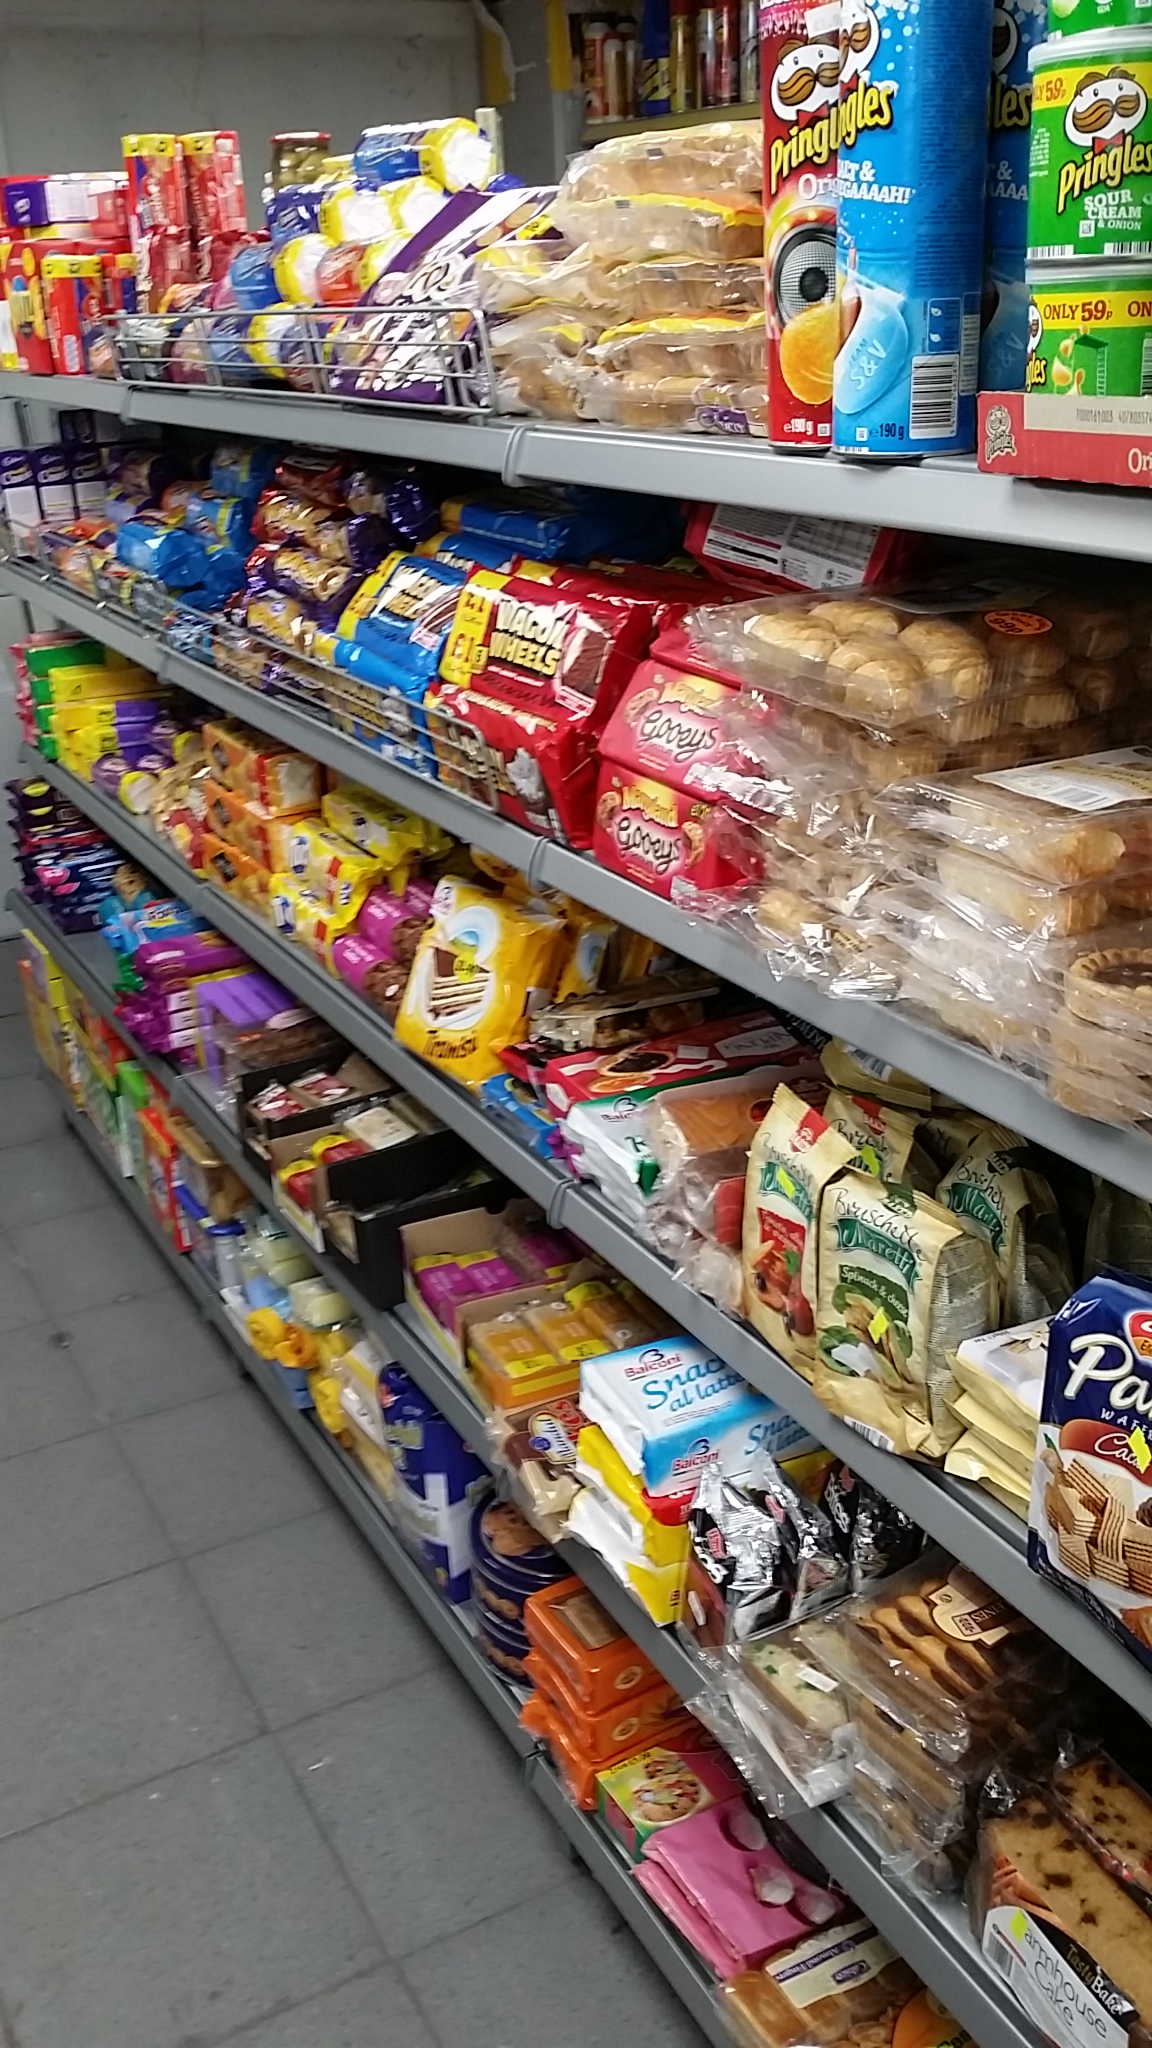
0;1550;184;1631
0;1727;288;1856
153;1959;413;2048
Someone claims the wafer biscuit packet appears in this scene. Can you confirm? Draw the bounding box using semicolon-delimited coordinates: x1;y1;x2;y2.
395;877;564;1089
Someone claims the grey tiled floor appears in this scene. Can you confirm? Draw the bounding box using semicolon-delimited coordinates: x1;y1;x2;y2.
0;943;708;2048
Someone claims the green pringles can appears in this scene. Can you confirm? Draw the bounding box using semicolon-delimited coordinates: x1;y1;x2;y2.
1028;29;1152;257
1027;262;1152;389
1050;0;1152;34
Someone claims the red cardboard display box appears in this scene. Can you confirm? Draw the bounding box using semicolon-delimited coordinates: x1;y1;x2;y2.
978;390;1152;489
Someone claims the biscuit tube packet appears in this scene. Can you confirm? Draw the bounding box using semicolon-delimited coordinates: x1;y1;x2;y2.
813;1172;999;1460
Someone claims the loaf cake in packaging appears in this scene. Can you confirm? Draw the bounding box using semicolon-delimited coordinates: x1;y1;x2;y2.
972;1783;1152;2037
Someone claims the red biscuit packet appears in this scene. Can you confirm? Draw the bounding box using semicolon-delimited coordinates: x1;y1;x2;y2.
429;573;665;847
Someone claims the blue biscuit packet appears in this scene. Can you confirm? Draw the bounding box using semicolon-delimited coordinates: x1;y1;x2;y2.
116;518;208;590
1030;1269;1152;1673
182;488;252;552
478;1074;561;1161
209;443;279;503
335;553;466;676
378;1364;489;1605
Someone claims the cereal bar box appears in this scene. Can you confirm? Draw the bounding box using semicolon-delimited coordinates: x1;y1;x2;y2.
1029;1271;1152;1672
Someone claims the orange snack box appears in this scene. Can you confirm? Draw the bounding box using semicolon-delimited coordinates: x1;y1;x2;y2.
202;717;323;816
523;1646;685;1763
522;1576;660;1714
201;831;272;915
202;776;317;871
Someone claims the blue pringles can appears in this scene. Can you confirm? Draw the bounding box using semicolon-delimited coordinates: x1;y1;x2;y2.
833;0;995;457
980;0;1045;392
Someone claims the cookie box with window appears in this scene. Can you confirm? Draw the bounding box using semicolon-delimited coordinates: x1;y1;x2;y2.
1030;1268;1152;1675
595;1740;744;1862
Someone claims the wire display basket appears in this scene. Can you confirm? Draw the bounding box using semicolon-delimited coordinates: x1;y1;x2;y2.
110;301;501;414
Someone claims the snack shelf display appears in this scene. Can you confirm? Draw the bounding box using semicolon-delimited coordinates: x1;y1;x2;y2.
3;374;1152;567
12;553;1152;1212
16;747;1152;1743
15;890;1045;2048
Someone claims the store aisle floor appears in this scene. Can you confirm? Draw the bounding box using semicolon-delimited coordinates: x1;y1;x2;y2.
0;942;708;2048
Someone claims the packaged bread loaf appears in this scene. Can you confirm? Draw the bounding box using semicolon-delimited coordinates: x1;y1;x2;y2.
560;122;763;203
812;1174;998;1459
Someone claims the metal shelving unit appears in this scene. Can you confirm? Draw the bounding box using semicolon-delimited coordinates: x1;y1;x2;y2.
26;904;1043;2048
10;560;1152;1210
1;371;1149;562
18;749;1152;1736
10;355;1149;2043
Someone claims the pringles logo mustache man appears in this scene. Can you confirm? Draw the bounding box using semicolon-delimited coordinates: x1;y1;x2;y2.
1065;65;1146;148
838;0;896;152
1057;64;1150;212
767;28;841;194
770;33;841;120
767;1;891;197
839;0;880;87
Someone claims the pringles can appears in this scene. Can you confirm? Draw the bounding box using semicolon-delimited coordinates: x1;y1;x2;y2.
1027;263;1152;391
762;0;841;448
979;0;1044;392
1028;30;1152;260
832;0;994;457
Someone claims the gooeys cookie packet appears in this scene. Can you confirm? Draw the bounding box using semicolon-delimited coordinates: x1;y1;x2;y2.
1030;1267;1152;1671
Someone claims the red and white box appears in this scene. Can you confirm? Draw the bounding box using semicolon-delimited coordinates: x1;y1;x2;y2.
978;389;1152;490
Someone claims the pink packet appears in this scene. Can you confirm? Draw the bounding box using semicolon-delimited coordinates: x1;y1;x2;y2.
598;658;736;799
638;1799;845;1977
356;878;435;957
331;931;389;995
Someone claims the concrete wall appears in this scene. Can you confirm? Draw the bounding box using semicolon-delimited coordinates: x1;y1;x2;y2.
0;0;481;205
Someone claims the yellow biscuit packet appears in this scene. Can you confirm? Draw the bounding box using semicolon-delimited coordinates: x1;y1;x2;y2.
395;878;564;1089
